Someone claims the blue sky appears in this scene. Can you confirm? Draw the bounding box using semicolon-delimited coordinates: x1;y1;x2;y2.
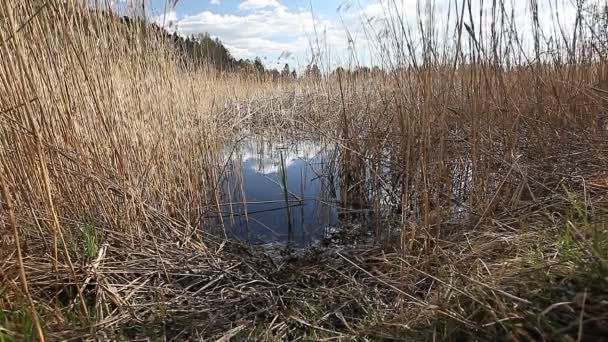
145;0;383;70
135;0;584;71
149;0;341;18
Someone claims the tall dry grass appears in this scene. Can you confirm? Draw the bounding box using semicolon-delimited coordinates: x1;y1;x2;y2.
0;2;286;333
247;2;607;337
1;0;607;339
0;1;282;251
293;0;608;237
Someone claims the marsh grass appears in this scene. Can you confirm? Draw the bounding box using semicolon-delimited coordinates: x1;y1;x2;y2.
1;0;607;340
81;221;101;259
0;306;35;342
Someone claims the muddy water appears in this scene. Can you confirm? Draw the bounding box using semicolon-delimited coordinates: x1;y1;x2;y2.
221;135;341;245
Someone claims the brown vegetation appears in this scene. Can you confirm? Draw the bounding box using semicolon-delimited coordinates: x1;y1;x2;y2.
1;0;607;341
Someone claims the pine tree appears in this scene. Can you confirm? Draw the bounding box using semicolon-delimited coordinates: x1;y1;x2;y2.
254;57;265;75
281;63;291;78
306;63;321;78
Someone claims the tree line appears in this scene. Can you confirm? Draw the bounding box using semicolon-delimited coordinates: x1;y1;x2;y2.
158;26;300;79
77;5;384;80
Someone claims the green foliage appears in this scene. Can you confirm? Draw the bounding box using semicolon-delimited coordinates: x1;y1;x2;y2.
519;188;608;340
119;14;289;77
0;307;35;342
82;222;100;259
561;185;608;276
71;217;103;260
170;32;237;70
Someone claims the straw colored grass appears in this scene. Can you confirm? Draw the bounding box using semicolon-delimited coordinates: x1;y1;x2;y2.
1;0;607;341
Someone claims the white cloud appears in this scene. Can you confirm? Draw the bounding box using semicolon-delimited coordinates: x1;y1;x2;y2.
342;0;587;64
170;4;350;68
154;0;595;70
210;0;221;5
240;139;324;175
238;0;286;11
151;9;178;28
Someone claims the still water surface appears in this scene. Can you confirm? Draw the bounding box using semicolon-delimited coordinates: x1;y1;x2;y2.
222;135;340;245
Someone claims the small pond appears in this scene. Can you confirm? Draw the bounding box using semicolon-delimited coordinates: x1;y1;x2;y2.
220;135;342;246
214;134;475;247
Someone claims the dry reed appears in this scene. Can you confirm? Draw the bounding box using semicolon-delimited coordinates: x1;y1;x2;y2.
1;0;607;340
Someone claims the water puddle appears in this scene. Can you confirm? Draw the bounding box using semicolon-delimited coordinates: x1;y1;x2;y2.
215;134;476;247
220;135;340;246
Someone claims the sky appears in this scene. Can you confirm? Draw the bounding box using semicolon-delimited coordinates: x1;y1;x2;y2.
133;0;591;70
146;0;382;70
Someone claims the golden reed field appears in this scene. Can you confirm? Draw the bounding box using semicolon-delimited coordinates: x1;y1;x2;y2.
1;1;607;340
